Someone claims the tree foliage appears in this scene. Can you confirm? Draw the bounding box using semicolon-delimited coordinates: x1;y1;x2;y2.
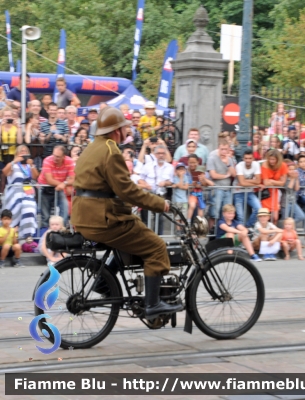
0;0;303;101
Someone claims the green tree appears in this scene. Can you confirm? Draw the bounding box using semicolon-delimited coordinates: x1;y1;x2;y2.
263;9;305;87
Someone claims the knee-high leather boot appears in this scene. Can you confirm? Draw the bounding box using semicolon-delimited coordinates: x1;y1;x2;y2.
145;276;183;320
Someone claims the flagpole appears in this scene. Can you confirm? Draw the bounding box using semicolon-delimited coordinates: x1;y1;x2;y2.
132;0;145;82
53;29;66;102
5;11;15;72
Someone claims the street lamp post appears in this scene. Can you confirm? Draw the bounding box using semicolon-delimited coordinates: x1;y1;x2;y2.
238;0;253;158
20;25;41;135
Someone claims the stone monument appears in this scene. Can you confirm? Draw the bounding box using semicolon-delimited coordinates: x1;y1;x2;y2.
172;5;228;151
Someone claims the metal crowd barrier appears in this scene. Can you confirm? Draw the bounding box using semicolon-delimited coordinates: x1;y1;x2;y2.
145;185;305;237
1;183;305;240
2;183;64;240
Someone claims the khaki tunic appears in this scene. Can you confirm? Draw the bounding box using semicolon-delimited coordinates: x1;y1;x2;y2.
71;136;170;277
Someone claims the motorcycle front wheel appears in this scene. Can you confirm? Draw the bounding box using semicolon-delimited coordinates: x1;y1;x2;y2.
187;253;265;339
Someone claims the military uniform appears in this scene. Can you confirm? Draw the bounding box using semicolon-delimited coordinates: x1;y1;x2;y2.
71;136;170;277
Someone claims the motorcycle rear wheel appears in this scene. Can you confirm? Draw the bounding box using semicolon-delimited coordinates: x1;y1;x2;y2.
34;257;121;349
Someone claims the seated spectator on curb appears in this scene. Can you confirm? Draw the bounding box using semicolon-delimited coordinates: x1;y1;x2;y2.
207;140;236;223
173;128;209;165
39;215;65;267
178;139;202;166
40;102;69;159
233;149;262;228
261;149;288;225
252;208;283;261
280;160;305;222
2;145;39;240
138;137;172;164
138;101;158;140
216;204;261;262
281;217;304;260
171;163;189;235
297;155;305;212
0;209;23;268
282;126;300;161
38;146;75;227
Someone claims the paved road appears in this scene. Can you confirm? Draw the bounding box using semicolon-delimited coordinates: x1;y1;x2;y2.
0;257;305;400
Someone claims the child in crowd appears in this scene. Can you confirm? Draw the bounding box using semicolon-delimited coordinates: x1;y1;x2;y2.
178;139;203;166
281;218;304;260
171;163;189;234
280;160;305;222
270;136;282;152
187;157;214;223
252;208;283;261
216;204;261;261
0;209;23;268
138;101;158;140
39;215;65;267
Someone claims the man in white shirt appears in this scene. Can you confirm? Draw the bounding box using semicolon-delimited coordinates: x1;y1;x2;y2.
233;149;262;228
138;137;172;164
173;128;209;165
139;145;174;234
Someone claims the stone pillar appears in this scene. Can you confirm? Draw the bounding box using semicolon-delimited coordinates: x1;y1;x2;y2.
172;5;228;151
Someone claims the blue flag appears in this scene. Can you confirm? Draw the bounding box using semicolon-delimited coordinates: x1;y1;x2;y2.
132;0;145;82
5;11;14;72
16;60;21;73
157;40;178;109
53;29;66;102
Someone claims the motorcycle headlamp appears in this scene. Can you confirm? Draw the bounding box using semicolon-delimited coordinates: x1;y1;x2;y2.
192;216;209;237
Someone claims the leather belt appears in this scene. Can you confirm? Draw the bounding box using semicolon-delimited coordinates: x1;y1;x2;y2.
76;189;117;199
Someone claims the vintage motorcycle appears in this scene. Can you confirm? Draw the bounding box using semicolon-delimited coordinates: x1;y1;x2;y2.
33;205;265;349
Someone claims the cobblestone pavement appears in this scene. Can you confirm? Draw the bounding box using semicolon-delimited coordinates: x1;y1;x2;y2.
0;257;304;400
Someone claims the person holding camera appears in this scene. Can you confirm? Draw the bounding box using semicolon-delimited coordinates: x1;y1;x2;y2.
2;145;39;240
0;108;23;165
138;137;172;164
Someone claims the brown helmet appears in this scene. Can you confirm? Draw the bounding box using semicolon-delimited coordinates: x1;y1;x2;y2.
95;107;132;136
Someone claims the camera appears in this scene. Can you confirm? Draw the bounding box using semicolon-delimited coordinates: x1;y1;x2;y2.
21;155;31;164
128;151;134;158
7;118;13;124
150;137;158;143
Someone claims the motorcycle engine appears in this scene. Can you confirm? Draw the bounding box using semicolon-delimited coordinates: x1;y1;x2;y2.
160;273;180;298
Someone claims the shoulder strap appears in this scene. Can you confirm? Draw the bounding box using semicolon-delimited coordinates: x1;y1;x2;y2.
106;139;119;155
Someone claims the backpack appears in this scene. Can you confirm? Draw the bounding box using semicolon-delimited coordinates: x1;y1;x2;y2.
22;241;39;253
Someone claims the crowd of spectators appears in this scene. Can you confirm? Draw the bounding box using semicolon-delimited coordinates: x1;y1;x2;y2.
0;76;305;263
